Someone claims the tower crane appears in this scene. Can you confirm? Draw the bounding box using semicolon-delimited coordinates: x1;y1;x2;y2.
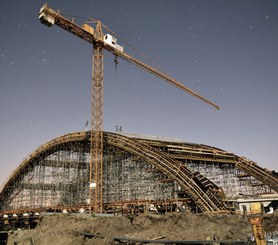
39;3;220;213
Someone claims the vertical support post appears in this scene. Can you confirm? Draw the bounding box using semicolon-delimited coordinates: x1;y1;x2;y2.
89;42;104;214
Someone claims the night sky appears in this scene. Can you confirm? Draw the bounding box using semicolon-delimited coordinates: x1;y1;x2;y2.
1;0;278;186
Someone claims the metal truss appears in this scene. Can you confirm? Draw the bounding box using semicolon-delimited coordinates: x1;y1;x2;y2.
0;131;277;214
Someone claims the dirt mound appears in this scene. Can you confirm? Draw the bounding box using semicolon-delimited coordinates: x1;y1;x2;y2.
129;212;251;240
7;212;278;245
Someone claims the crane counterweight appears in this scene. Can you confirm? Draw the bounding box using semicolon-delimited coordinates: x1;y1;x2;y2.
39;5;55;27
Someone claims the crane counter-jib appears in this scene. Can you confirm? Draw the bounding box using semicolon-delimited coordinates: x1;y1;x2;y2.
39;4;98;44
39;4;121;51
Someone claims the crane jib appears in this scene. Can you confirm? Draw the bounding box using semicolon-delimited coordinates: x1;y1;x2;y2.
39;3;220;110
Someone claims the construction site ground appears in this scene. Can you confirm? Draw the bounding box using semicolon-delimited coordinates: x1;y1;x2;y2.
6;210;278;245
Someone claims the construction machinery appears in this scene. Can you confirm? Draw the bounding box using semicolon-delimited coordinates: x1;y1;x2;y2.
38;3;220;213
248;203;266;245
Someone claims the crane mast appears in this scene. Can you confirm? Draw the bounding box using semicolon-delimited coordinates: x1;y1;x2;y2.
39;3;220;213
90;22;104;213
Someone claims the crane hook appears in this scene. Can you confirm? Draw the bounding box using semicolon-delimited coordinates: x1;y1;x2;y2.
114;55;119;80
114;55;119;65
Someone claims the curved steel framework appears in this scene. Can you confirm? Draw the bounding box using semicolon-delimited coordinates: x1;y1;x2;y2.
0;131;277;213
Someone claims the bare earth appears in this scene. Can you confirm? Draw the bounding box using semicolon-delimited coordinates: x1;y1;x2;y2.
7;211;278;245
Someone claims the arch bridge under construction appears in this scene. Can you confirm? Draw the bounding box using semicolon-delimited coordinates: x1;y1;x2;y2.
0;131;277;214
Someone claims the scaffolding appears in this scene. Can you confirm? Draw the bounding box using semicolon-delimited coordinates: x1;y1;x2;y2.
186;162;273;199
1;139;179;212
0;131;277;213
